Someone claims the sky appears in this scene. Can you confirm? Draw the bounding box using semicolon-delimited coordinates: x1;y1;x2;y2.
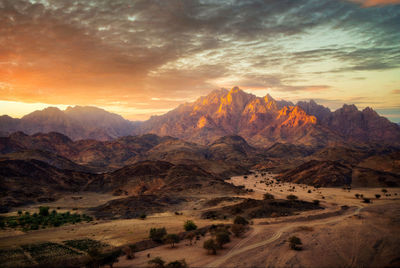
0;0;399;122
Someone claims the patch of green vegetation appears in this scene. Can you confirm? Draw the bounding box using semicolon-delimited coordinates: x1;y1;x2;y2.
63;239;108;252
1;207;93;231
21;242;82;264
0;248;34;267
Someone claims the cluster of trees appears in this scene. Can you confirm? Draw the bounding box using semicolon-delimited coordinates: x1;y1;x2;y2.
203;216;249;255
0;207;93;231
149;220;198;248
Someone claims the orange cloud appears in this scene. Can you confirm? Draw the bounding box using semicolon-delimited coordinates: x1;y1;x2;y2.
348;0;400;7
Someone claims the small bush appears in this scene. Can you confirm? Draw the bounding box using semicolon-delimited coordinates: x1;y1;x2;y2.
203;239;218;255
148;257;165;268
263;193;275;200
166;259;188;268
289;236;302;250
287;194;298;201
216;231;230;249
164;234;180;248
382;189;388;193
362;198;371;203
375;194;381;199
313;200;320;206
183;220;197;231
355;193;360;199
231;224;246;237
149;228;167;243
233;216;249;225
39;207;49;217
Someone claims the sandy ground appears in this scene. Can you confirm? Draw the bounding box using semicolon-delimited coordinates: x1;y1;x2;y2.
115;173;400;268
1;173;399;267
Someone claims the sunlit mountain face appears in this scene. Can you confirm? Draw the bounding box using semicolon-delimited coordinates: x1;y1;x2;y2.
0;0;399;122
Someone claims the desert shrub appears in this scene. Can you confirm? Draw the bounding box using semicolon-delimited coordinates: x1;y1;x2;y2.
307;190;311;193
203;239;218;255
185;232;195;245
362;198;371;203
149;227;167;243
355;193;360;199
148;257;165;268
183;220;197;231
313;200;320;206
375;194;381;199
39;206;49;217
215;231;230;249
231;224;246;237
382;189;387;193
286;194;298;201
140;213;146;220
263;193;275;200
164;234;180;248
166;259;188;268
123;245;137;260
288;236;302;250
100;249;121;268
233;216;249;225
244;176;248;179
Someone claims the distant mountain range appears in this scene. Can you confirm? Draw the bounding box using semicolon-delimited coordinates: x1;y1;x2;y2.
1;87;399;147
0;106;137;141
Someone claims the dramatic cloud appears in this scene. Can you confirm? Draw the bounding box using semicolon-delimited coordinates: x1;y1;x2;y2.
0;0;399;120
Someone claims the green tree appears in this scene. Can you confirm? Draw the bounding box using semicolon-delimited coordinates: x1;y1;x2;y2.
183;220;197;231
148;257;165;268
149;227;167;243
164;234;180;248
203;239;218;255
39;206;49;216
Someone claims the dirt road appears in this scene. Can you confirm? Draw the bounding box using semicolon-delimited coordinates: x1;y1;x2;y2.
207;205;363;267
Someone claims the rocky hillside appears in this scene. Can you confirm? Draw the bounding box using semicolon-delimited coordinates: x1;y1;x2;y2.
1;88;399;147
139;87;400;147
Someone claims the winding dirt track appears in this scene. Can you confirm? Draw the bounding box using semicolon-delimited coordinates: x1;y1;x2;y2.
206;205;363;267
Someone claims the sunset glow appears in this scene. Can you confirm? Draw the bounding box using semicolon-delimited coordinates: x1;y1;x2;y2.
0;0;399;121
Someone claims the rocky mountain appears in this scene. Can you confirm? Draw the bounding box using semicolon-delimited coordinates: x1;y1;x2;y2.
1;88;399;147
139;87;335;147
0;106;137;141
297;102;400;145
139;87;400;147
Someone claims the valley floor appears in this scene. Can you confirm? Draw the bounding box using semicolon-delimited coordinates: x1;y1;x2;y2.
1;173;399;267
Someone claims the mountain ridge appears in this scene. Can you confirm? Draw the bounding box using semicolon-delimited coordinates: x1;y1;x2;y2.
1;88;399;147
